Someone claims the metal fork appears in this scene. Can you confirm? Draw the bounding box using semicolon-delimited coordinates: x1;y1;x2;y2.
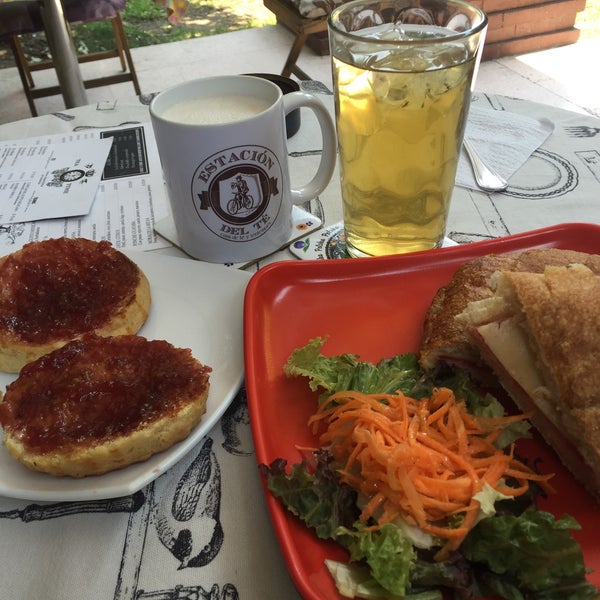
463;138;508;193
565;126;600;138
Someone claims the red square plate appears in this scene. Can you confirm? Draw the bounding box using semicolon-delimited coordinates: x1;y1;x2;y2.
244;223;600;599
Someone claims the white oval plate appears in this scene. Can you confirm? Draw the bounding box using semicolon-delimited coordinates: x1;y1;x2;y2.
0;250;251;501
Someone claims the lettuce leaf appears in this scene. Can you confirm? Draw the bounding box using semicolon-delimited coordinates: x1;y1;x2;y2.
283;337;422;403
325;559;442;599
337;523;416;595
461;509;598;599
260;449;359;540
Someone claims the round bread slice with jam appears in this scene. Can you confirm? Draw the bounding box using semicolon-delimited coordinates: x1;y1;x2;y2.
0;334;211;477
0;237;151;373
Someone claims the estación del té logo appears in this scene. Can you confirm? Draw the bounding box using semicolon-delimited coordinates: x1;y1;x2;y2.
192;145;282;242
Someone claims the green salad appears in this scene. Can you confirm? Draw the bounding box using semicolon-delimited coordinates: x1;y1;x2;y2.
260;338;598;600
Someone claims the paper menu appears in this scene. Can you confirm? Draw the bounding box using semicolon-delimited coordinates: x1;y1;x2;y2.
0;137;112;224
455;106;555;191
0;124;172;253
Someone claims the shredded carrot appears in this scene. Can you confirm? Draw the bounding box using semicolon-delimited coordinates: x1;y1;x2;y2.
308;388;554;561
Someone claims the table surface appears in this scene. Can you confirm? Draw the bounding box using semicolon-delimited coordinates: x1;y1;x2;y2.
2;86;599;259
0;88;599;599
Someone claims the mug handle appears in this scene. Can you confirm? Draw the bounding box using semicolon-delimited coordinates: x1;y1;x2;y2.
283;92;337;204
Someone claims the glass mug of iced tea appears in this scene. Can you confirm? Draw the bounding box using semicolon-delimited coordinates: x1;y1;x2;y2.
328;0;487;257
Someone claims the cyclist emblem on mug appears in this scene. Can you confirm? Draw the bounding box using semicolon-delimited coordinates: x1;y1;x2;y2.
227;174;256;215
192;145;282;242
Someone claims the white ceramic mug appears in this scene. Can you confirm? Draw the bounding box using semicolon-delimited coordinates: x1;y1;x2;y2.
150;75;337;263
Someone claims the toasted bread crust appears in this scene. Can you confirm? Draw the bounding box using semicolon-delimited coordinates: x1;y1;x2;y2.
466;265;600;499
2;397;207;477
569;406;600;496
0;238;151;373
504;265;600;410
419;248;600;371
0;335;211;477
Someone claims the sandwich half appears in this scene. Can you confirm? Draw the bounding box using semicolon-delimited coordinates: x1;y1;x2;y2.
459;264;600;499
419;248;600;378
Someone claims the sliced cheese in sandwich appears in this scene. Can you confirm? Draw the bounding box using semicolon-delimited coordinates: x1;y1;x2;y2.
459;264;600;500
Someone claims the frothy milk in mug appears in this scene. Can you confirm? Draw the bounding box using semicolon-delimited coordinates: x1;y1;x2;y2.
160;94;272;125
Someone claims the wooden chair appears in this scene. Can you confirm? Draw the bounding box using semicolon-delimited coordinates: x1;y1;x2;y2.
264;0;332;80
0;0;140;116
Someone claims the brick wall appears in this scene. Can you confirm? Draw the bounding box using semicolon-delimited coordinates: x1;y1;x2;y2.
470;0;586;58
305;0;587;59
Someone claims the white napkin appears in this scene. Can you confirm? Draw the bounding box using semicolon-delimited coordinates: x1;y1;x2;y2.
455;106;554;191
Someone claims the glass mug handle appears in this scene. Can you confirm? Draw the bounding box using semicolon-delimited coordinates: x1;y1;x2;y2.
283;92;337;204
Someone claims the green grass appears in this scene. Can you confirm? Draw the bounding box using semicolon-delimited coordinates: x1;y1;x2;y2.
0;0;275;67
69;0;276;56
